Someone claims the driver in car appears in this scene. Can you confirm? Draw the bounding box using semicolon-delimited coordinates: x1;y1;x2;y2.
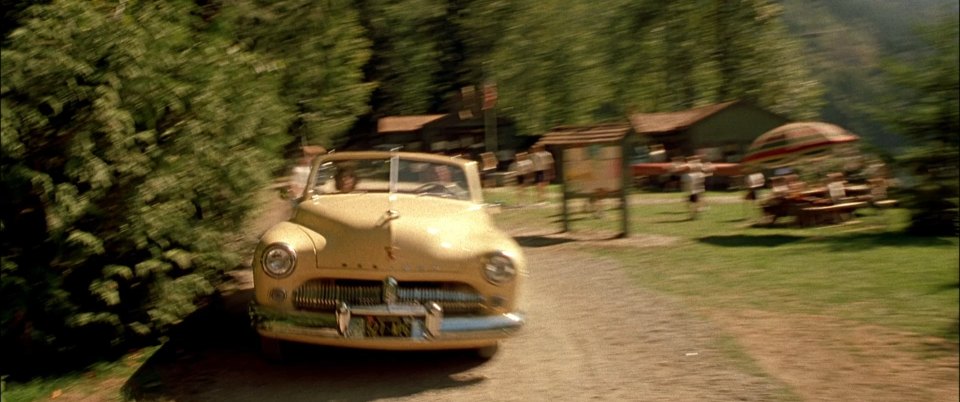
334;165;358;193
433;164;453;183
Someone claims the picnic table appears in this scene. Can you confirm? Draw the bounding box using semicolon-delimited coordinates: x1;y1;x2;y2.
759;179;900;226
799;184;872;199
795;201;869;226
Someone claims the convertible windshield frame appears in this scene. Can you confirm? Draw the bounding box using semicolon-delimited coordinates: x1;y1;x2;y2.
305;152;483;203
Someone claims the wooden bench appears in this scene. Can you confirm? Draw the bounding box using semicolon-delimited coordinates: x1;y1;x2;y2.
797;201;868;226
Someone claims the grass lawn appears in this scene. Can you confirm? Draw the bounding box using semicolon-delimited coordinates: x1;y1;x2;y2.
490;185;959;343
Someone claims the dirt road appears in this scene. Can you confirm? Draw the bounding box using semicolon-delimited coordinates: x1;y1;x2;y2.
127;215;785;401
404;241;786;401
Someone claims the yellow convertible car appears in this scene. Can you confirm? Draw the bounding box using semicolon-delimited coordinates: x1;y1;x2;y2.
250;151;525;359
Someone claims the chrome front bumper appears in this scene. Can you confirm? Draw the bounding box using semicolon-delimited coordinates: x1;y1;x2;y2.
250;301;524;348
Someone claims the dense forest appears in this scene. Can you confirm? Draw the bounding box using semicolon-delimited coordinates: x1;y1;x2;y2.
1;0;956;377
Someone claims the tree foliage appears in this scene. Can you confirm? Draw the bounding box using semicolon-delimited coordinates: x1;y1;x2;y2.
472;0;821;136
354;0;446;116
353;0;822;137
1;0;291;374
876;16;959;236
225;0;374;149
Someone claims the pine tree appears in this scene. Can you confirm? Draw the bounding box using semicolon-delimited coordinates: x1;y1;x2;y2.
1;0;291;374
226;0;375;148
482;0;823;136
876;16;959;236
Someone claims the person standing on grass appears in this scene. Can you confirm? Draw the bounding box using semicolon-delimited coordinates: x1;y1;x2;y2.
681;156;706;220
744;172;765;219
529;144;555;205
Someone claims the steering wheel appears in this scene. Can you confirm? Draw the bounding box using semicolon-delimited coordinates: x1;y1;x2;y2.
414;182;458;198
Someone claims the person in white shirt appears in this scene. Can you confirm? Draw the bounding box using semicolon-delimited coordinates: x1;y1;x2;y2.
529;144;555;204
826;172;847;203
681;156;706;220
743;172;765;218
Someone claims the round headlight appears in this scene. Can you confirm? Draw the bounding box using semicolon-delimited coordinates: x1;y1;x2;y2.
261;243;296;278
483;253;517;285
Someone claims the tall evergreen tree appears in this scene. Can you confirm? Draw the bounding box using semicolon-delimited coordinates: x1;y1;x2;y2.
876;16;959;235
602;0;822;118
354;0;517;122
226;0;375;148
1;0;291;374
484;0;612;135
355;0;462;118
483;0;823;136
349;0;823;138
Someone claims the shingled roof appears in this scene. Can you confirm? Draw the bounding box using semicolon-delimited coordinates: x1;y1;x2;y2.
377;114;447;133
536;123;634;146
629;101;738;134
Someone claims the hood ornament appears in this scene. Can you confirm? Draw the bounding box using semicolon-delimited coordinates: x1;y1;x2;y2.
377;209;400;227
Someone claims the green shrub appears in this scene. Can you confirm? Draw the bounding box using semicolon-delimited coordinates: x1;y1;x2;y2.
0;0;291;376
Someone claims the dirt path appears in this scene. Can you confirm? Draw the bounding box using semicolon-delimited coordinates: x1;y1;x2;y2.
433;241;785;401
712;309;958;402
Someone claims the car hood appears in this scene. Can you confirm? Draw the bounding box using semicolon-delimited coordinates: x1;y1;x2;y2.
291;194;515;270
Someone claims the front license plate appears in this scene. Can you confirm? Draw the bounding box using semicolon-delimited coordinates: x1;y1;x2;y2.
364;316;413;338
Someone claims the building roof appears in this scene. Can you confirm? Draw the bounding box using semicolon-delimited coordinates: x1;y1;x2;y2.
629;101;738;134
536;123;634;146
377;114;447;133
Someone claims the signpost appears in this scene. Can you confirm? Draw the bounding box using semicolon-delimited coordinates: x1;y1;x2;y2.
536;124;637;237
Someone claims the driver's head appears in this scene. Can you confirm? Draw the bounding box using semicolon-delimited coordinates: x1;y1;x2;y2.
334;164;358;192
434;165;452;182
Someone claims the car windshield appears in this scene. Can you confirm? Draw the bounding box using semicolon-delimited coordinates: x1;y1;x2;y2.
311;157;471;200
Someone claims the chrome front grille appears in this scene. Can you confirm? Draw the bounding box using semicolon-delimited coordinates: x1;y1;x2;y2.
293;279;485;314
